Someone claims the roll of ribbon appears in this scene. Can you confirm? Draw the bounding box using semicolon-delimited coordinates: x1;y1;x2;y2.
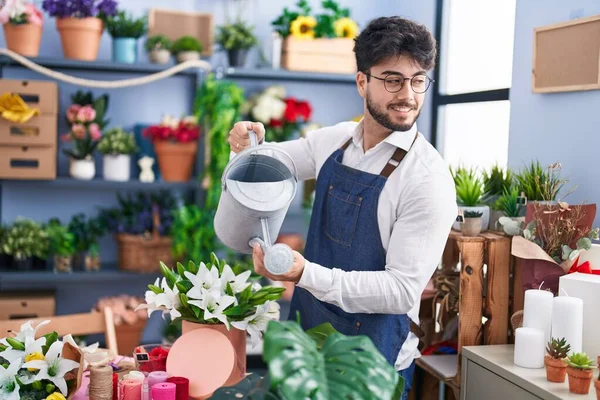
148;371;169;388
120;379;142;400
124;371;146;382
89;365;113;400
112;373;118;400
151;382;176;400
166;377;189;400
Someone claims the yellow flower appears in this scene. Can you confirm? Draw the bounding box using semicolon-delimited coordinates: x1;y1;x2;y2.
334;17;359;38
25;352;44;372
47;393;67;400
290;16;317;39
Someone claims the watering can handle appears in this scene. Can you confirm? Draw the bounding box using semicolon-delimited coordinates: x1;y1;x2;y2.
248;129;259;147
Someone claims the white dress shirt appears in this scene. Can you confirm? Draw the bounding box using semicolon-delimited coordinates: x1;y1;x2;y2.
236;119;457;370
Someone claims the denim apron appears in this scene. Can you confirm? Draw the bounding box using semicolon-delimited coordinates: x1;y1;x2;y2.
289;136;418;399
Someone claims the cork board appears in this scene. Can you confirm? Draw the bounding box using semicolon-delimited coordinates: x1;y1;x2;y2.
533;14;600;93
148;9;214;57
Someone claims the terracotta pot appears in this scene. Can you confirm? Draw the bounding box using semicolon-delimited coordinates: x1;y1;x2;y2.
460;217;482;236
3;23;42;56
544;356;567;383
56;17;103;61
115;319;146;355
567;366;594;394
154;141;197;182
85;255;101;272
594;379;600;400
181;321;246;387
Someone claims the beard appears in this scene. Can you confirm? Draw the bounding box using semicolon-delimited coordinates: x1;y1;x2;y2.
366;91;420;132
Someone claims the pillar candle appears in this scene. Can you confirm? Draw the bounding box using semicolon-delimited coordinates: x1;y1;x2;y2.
522;289;553;344
551;295;583;353
514;327;545;368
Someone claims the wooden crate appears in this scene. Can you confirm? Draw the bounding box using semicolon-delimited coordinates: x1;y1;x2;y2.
147;9;214;57
0;79;58;114
0;114;57;146
282;37;356;74
0;145;57;179
0;292;55;320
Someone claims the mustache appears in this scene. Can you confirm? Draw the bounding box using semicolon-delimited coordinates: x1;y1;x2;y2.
388;102;417;109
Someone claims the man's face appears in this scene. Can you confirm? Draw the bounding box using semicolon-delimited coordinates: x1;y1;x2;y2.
359;55;428;132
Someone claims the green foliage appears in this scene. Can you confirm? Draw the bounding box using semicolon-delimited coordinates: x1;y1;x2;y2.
98;127;137;155
216;21;258;50
482;164;513;201
271;0;311;37
70;91;110;130
515;160;569;202
271;0;352;38
172;36;203;54
0;218;49;260
464;210;483;219
105;10;147;38
192;73;245;257
494;186;523;217
454;171;483;206
46;218;75;257
546;337;571;360
67;213;104;257
171;204;206;262
144;35;172;52
566;352;594;369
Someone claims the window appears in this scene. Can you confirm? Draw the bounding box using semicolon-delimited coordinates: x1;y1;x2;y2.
432;0;517;172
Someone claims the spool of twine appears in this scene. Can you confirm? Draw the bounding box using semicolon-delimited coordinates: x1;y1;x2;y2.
120;379;142;400
165;377;189;400
151;382;176;400
89;365;113;400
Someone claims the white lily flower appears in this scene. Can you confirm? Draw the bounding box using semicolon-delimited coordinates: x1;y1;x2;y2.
0;333;46;363
231;301;280;348
185;263;222;300
154;278;182;320
0;319;50;347
0;357;22;400
220;264;251;294
22;340;80;396
135;278;165;317
188;290;236;329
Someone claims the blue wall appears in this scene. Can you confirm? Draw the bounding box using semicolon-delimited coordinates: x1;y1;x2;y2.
508;0;600;227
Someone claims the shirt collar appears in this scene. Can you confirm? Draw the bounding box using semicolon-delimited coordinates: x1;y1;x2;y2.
350;118;418;151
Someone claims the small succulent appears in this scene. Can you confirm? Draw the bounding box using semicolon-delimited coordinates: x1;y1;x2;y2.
546;337;571;360
172;36;203;54
145;34;172;52
464;210;483;219
566;352;594;370
452;166;483;207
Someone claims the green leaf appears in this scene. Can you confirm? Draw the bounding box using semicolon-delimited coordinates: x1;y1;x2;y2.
148;284;163;295
577;237;592;251
226;282;234;296
239;284;253;305
42;332;58;355
191;305;202;319
188;260;199;275
176;280;193;294
160;261;177;289
209;373;269;399
0;344;6;352
6;337;25;351
177;262;186;277
569;249;580;261
210;252;219;268
179;293;189;308
305;322;337;349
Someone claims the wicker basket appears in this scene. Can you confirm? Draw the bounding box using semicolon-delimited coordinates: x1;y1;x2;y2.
116;210;173;273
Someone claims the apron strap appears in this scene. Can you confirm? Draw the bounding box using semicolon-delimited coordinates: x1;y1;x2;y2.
379;132;419;178
340;138;353;150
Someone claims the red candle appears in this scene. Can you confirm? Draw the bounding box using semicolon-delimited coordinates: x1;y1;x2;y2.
112;373;118;400
166;377;189;400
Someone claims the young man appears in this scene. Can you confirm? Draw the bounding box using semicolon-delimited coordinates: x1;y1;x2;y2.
228;16;457;398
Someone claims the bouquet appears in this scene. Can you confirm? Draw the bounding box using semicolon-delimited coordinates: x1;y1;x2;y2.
142;115;200;144
41;0;117;19
61;91;110;160
243;85;311;143
137;253;285;346
0;320;83;400
0;0;43;26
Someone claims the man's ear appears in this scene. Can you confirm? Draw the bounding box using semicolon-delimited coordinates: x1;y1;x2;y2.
356;71;367;98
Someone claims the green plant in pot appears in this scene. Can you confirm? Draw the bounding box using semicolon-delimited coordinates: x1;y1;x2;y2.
460;210;483;237
515;160;572;204
68;213;104;271
451;166;489;231
172;35;203;63
47;218;76;273
216;20;258;67
145;34;172;64
496;186;527;235
544;337;570;383
98;127;137;182
1;218;49;271
566;352;595;395
483;164;513;231
105;10;147;64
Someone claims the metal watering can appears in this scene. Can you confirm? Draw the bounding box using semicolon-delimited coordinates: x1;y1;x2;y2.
214;130;298;275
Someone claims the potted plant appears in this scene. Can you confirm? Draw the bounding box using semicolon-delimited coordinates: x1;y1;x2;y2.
595;356;600;400
171;35;203;63
515;160;572;205
566;352;595;394
0;0;44;56
215;20;258;67
145;34;172;64
143;115;200;182
62;91;109;180
544;337;571;383
94;295;148;354
98;127;137;182
105;10;146;64
1;217;49;271
483;164;513;230
137;253;285;387
460;210;483;236
47;218;76;273
67;213;104;271
42;0;118;61
496;186;526;235
451;166;490;231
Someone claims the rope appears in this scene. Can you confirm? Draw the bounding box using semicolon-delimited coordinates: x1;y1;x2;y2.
0;48;212;89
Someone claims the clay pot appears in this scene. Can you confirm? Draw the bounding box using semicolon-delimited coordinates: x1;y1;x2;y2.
460;217;482;236
149;49;171;64
153;141;197;182
3;23;42;56
544;356;567;383
56;17;103;61
85;255;101;272
567;366;594;395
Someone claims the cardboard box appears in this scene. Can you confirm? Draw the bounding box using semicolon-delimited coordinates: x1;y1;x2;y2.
148;9;214;56
0;114;57;146
0;145;57;179
0;79;58;114
559;272;600;364
282;37;356;74
0;292;55;320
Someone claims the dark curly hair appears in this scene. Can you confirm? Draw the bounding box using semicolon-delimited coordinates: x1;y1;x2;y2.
354;16;437;75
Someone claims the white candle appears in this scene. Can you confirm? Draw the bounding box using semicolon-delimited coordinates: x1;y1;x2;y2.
514;327;546;368
522;289;554;344
551;295;583;353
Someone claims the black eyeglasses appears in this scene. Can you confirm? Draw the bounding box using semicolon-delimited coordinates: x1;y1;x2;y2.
364;72;434;94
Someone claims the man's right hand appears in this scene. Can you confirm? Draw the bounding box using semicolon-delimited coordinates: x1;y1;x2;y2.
228;121;266;153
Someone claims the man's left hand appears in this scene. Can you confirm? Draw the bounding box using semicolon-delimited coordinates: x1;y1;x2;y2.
252;244;305;283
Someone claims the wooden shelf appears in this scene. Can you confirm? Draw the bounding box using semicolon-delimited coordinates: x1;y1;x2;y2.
220;66;356;84
0;177;201;190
